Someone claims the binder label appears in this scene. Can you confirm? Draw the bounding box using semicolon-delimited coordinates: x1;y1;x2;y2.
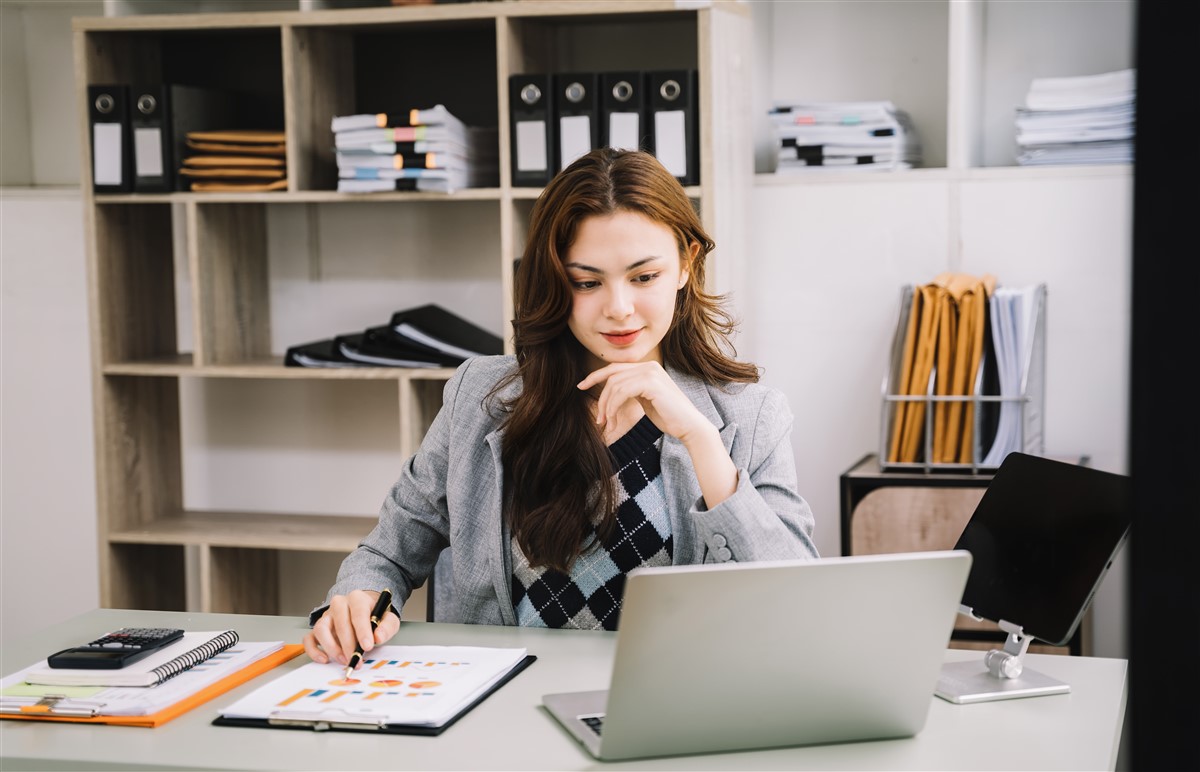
515;121;548;172
608;112;640;151
559;115;592;170
92;123;124;185
134;127;164;176
654;111;687;178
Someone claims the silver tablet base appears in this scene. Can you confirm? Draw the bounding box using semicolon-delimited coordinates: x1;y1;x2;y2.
936;659;1070;704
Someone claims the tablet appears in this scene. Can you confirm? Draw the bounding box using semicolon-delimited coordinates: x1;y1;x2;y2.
955;452;1132;646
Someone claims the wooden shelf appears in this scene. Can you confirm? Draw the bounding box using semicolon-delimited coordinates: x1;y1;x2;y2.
102;355;456;381
108;510;378;552
755;164;1132;187
93;188;506;204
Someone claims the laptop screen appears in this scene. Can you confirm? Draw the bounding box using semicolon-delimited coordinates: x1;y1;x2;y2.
954;452;1131;646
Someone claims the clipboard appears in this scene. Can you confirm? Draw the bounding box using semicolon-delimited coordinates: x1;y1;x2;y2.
211;654;535;735
1;645;303;728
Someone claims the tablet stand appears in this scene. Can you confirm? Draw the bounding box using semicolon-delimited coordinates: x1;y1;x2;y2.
934;608;1071;704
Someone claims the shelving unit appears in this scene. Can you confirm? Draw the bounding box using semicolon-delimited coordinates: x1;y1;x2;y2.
73;1;751;614
757;0;1133;174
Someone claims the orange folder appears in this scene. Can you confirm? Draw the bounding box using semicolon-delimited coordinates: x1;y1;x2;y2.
1;644;303;728
930;273;997;463
888;283;944;463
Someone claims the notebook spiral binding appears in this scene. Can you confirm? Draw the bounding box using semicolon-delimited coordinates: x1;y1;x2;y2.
151;630;240;684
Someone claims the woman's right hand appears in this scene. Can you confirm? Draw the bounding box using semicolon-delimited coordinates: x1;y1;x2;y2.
302;589;401;666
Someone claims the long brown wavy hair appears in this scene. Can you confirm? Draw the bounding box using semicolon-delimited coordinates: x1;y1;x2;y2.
495;148;758;572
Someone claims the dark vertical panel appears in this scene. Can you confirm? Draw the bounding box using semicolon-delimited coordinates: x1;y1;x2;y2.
1130;3;1200;770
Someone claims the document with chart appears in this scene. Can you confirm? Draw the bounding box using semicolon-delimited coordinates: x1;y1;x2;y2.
214;645;534;734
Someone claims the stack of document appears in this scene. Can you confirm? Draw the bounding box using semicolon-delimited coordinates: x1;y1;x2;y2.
769;101;920;172
886;273;996;466
1015;68;1135;166
980;286;1043;465
179;129;288;192
284;303;504;369
333;105;499;193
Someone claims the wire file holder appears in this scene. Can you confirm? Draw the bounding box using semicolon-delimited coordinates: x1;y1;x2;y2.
879;283;1046;473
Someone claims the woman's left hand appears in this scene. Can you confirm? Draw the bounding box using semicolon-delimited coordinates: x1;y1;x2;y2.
578;361;714;444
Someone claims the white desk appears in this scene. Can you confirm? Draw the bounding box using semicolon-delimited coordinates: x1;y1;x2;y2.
1;608;1127;771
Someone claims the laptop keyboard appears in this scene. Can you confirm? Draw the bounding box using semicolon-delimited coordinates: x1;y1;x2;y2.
581;714;605;735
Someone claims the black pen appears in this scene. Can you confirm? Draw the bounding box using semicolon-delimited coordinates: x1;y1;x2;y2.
344;588;392;680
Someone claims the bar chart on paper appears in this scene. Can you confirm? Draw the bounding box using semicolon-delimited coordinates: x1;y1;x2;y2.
217;646;529;727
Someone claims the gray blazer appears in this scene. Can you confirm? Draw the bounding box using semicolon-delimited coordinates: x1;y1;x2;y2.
316;355;818;626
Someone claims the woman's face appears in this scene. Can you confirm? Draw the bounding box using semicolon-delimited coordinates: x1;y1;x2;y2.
563;211;693;371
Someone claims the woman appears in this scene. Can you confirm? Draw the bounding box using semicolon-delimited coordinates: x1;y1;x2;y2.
304;148;817;667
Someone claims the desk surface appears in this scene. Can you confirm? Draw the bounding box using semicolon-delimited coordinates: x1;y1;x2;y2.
2;608;1127;771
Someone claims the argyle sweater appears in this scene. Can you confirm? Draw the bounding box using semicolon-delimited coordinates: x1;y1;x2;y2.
511;416;674;630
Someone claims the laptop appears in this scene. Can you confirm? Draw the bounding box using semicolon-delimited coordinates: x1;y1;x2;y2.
543;550;971;761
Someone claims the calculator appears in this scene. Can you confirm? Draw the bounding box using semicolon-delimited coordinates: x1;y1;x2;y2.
46;627;186;669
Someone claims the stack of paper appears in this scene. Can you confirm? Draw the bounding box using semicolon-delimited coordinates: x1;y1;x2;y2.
981;286;1042;465
284;303;503;369
769;100;920;172
333;105;499;193
179;129;288;192
1015;68;1135;166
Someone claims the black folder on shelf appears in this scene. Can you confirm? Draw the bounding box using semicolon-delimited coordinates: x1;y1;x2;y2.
509;73;556;186
285;335;446;369
88;84;132;193
553;72;600;172
601;71;648;152
284;338;363;368
387;304;504;360
648;69;699;185
212;654;536;736
131;84;235;192
341;330;461;368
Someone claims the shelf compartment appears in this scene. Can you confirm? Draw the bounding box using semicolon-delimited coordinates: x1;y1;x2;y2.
762;1;950;170
81;27;285;141
94;189;506;203
191;202;271;365
105;543;186;611
287;19;498;191
971;0;1134;169
200;545;279;615
92;204;178;364
506;11;698;74
108;510;378;553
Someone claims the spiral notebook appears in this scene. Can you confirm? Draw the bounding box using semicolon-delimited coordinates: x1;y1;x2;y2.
22;631;240;687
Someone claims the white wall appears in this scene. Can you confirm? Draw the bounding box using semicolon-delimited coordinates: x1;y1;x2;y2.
1;0;104;642
1;190;98;635
0;1;1133;658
